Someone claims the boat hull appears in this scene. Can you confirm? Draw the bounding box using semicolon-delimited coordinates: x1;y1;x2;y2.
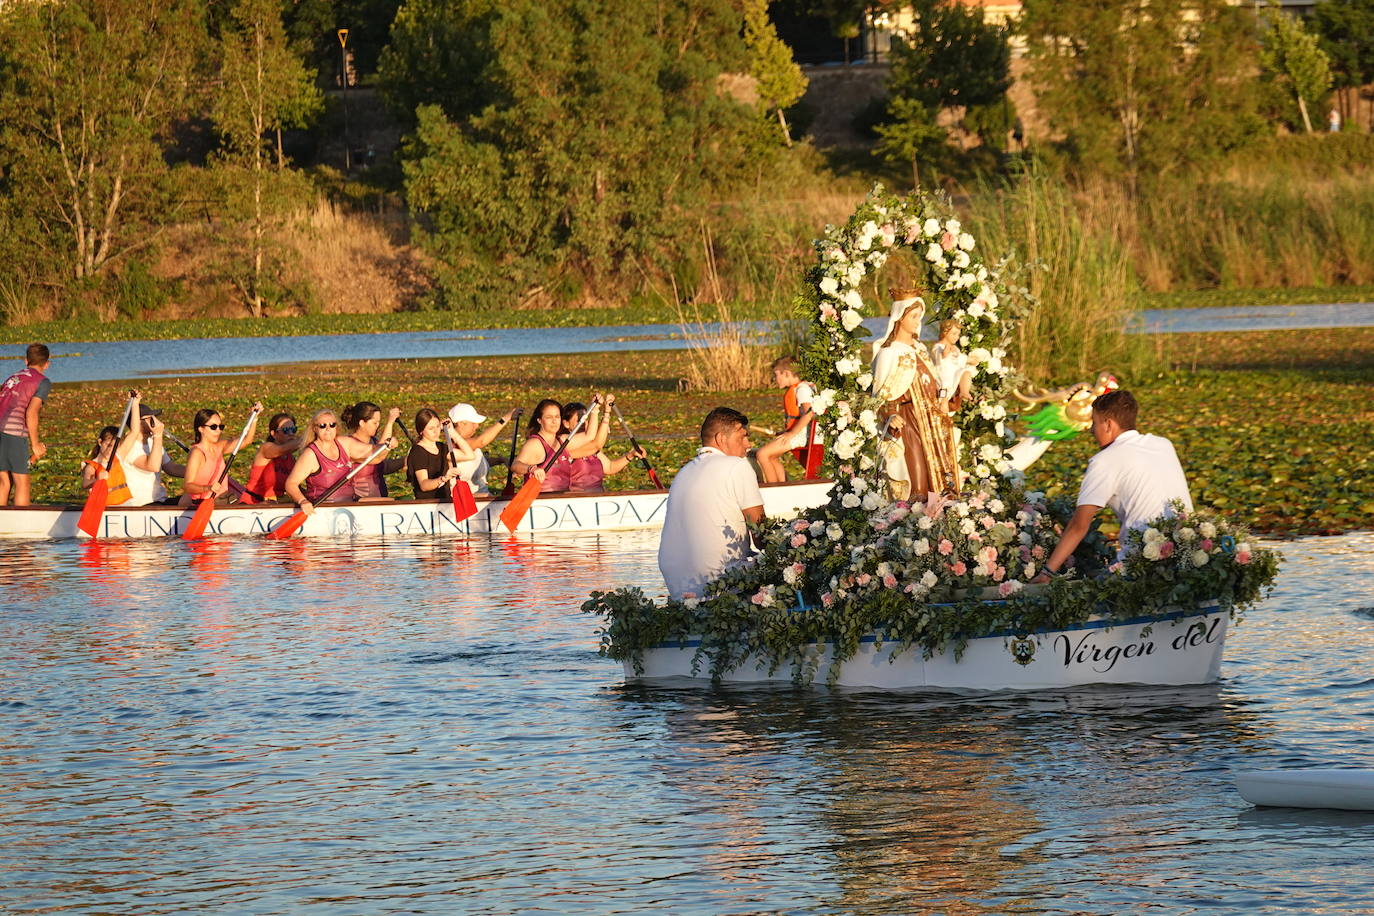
0;480;832;541
627;603;1229;691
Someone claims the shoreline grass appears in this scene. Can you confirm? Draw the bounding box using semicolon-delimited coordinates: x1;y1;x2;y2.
25;327;1374;537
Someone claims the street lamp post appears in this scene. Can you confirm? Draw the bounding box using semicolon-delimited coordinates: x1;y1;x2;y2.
338;28;350;172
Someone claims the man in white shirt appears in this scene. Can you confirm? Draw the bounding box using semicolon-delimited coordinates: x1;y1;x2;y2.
659;407;765;600
1040;390;1193;576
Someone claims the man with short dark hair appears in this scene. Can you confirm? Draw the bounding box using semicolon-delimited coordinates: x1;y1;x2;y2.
0;343;51;506
1038;389;1193;578
658;407;765;600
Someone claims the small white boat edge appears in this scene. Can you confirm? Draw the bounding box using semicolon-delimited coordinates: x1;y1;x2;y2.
1236;768;1374;812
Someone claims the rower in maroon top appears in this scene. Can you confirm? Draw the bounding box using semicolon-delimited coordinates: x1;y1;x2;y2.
283;408;395;516
510;397;610;493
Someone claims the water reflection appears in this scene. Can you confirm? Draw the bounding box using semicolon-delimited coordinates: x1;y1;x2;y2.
0;531;1369;913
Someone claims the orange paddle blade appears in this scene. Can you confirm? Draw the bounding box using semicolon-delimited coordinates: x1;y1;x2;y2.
265;510;308;540
452;480;478;522
77;480;109;538
498;477;542;532
181;496;216;541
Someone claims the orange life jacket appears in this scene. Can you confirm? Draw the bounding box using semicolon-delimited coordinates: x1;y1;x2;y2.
85;456;131;506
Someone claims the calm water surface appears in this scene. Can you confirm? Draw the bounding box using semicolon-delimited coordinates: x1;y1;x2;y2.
2;531;1373;914
18;302;1374;383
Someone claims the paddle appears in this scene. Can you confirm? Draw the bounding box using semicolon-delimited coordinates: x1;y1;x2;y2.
499;409;525;498
167;432;253;500
444;423;479;523
608;402;664;489
265;441;391;540
802;418;822;480
77;394;136;538
182;406;261;541
498;396;598;533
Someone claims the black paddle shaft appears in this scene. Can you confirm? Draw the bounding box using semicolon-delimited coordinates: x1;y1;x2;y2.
500;409;524;496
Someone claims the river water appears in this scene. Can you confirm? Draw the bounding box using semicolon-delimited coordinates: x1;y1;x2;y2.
2;530;1372;914
16;302;1374;383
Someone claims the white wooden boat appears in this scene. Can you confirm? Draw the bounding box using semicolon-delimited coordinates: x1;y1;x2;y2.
1236;769;1374;811
0;479;832;540
627;601;1229;691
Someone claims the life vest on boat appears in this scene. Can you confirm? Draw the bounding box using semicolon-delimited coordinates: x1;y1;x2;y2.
783;381;806;430
84;456;131;506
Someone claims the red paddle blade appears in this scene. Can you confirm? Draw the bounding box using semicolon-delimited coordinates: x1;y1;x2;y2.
451;481;478;522
77;480;109;537
648;468;664;490
265;510;308;540
498;477;542;532
181;497;215;541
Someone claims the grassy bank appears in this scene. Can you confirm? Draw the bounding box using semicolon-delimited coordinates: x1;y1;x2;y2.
29;326;1374;536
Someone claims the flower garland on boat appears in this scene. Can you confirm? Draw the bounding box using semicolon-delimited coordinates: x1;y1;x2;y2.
583;187;1281;684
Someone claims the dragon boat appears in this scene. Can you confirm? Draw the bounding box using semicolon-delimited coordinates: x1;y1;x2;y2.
0;479;833;541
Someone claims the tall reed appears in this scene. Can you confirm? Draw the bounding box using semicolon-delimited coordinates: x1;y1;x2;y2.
966;171;1154;385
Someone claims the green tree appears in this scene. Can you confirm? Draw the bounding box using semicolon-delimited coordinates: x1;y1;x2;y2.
376;0;499;123
212;0;324;316
886;0;1010;112
401;0;768;308
874;96;947;188
0;0;203;286
1023;0;1266;186
744;0;808;146
1260;6;1334;133
1313;0;1374;125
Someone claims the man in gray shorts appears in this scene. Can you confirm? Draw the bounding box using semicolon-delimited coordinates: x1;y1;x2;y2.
0;343;52;506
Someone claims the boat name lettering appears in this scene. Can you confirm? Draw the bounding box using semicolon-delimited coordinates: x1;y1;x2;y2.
1053;615;1222;673
1170;617;1223;651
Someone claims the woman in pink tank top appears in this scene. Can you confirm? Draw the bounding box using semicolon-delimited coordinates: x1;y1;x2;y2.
559;401;646;492
284;408;381;515
510;397;608;493
180;403;262;506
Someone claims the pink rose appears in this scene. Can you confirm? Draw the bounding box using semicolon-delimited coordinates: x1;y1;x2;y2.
1201;538;1214;552
969;533;982;544
896;500;909;509
880;224;896;245
904;583;917;594
950;561;967;576
820;304;838;320
857;573;872;587
981;515;996;529
940;231;956;251
1237;550;1252;565
981;546;998;564
790;534;808;548
998;581;1016;598
1159;541;1175;558
882;573;898;588
873;521;889;532
821;591;834;607
1020;546;1032;562
792;519;809;532
751;591;766;605
1032;545;1046;560
993;565;1006;582
938;538;954;556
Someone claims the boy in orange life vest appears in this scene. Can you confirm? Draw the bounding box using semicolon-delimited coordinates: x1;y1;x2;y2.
754;356;824;483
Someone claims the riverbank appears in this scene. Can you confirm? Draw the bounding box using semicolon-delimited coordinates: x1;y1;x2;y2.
29;326;1374;536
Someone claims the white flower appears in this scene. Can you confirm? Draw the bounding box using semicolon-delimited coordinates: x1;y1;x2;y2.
684;595;700;609
918;516;934;531
850;476;868;493
967;301;985;318
979;443;1002;463
968;347;991;364
811;389;836;415
925;243;944;264
921;570;939;587
826;524;843;540
989;499;1005;514
846;265;865;286
953;251;970;269
913;538;930;556
975;463;991;478
944;218;962;234
1023;563;1036;579
842;289;863;310
1200;521;1217;539
841;492;861;509
862;492;883;510
1191;549;1209;567
810;520;825;536
858;409;878;435
985;357;1003;374
840;310;863;333
834;429;861;459
836;355;861;376
960;517;977;535
923;217;940;237
1143;527;1164;544
1177;527;1197;543
956;502;970;517
819;276;839;296
857;372;872;389
782;565;800;585
958;232;975;251
1142;542;1162;561
858;455;875;471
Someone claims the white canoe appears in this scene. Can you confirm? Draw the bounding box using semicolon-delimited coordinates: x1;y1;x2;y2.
1;479;833;541
627;602;1229;691
1236;769;1374;811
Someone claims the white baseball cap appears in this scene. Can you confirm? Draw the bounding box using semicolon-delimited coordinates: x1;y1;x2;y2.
448;403;486;425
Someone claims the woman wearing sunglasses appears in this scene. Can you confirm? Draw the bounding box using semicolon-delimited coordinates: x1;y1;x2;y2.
239;412;303;504
282;408;391;516
180;403;263;506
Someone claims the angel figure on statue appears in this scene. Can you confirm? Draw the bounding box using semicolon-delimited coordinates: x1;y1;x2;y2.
870;288;961;501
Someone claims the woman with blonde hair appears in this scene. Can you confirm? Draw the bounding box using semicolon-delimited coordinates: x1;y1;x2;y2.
283;408;389;516
870;288;960;500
